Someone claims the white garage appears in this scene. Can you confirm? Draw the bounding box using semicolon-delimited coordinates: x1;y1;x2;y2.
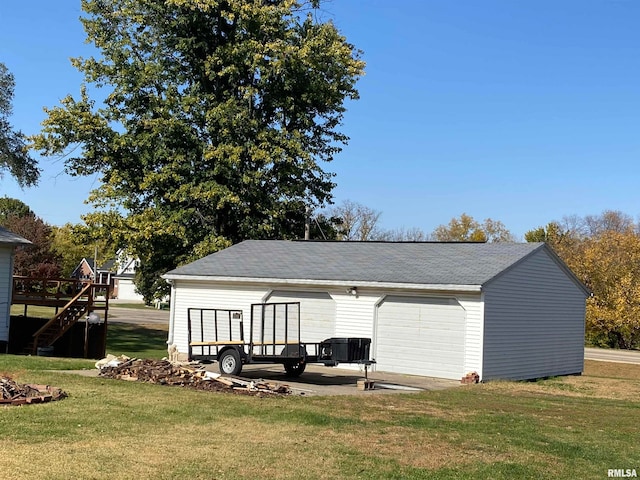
164;240;588;381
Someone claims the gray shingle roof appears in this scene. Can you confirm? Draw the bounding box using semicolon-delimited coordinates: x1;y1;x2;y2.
0;226;31;246
165;240;546;286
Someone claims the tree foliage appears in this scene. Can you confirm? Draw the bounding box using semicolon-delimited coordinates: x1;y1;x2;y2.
431;213;514;242
581;230;640;349
2;213;61;277
0;63;39;187
0;196;33;223
31;0;364;298
49;223;117;278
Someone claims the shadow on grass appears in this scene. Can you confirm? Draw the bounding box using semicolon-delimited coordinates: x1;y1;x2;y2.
106;323;168;359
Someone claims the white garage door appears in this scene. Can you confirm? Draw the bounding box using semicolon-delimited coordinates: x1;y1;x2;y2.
375;296;466;379
116;278;142;301
266;291;336;343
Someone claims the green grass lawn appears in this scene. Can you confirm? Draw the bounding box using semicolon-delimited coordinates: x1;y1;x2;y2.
0;327;638;480
105;323;168;359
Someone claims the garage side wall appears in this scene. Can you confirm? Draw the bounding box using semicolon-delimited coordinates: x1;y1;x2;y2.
482;249;586;381
0;247;14;343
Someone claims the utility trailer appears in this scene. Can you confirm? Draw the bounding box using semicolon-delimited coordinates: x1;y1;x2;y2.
187;302;374;376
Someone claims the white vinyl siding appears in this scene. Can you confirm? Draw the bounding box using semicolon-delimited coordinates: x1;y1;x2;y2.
0;247;12;342
482;249;586;381
375;295;466;379
170;282;270;358
265;290;336;343
332;292;379;339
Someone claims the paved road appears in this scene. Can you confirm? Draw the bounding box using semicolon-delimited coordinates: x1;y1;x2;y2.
585;347;640;364
107;306;170;326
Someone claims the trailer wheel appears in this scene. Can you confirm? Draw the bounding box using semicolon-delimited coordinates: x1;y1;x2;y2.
284;360;306;377
218;349;242;376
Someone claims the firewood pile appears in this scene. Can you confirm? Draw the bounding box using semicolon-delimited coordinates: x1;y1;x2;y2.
0;376;68;406
98;358;291;396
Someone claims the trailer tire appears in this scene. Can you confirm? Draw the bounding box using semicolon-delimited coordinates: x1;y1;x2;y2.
218;349;242;376
284;360;306;377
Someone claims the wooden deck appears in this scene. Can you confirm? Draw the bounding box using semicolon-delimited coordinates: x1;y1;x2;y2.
11;276;111;358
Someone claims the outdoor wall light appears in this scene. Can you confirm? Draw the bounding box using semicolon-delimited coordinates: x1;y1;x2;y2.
347;287;358;296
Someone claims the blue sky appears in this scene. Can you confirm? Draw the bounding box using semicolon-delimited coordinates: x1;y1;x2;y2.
1;1;639;239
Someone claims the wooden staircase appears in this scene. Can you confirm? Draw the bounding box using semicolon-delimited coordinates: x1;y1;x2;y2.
26;283;94;355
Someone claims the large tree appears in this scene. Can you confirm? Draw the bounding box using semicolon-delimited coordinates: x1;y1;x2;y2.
32;0;364;298
0;63;39;187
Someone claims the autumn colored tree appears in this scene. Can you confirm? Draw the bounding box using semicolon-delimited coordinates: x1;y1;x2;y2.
32;0;364;299
580;230;640;348
431;213;514;242
3;214;61;277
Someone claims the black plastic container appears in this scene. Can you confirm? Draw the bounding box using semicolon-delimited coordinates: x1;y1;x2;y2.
320;337;371;363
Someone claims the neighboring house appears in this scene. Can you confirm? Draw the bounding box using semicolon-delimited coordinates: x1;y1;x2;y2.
70;257;116;296
163;240;589;381
0;226;31;348
70;252;143;302
112;253;142;302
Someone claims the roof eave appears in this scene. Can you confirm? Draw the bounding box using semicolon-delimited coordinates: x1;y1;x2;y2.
0;238;32;247
162;274;482;292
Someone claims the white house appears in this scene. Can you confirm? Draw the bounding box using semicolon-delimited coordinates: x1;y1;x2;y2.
112;252;142;302
163;240;589;381
0;226;31;348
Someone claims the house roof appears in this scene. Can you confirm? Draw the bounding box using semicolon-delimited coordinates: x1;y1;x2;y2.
164;240;558;289
71;257;117;278
0;226;31;246
101;258;116;271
